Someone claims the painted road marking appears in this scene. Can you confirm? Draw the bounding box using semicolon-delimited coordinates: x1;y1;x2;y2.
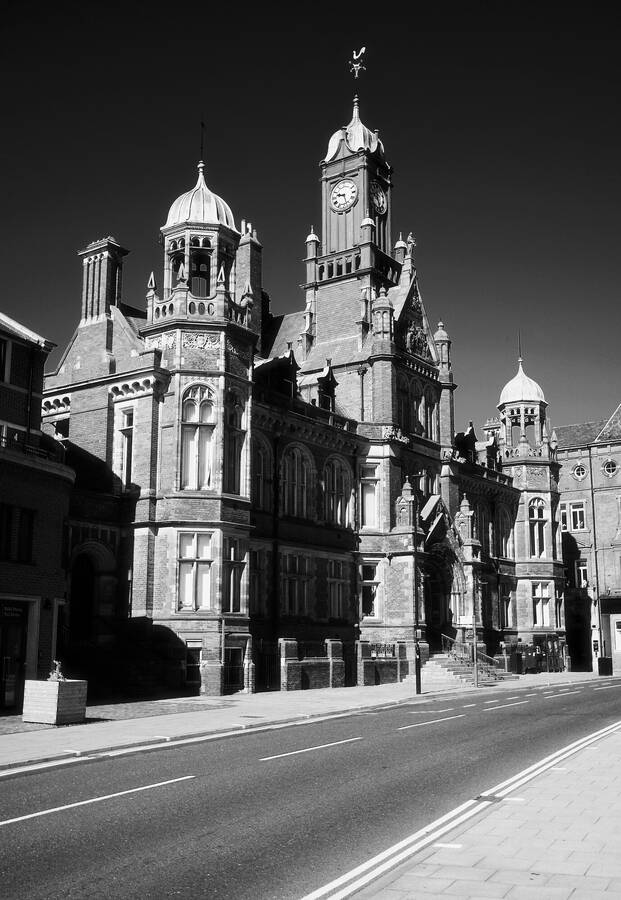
482;701;529;712
544;690;581;699
0;776;195;827
398;715;465;731
504;696;521;700
433;843;462;849
593;686;615;691
260;737;362;761
550;767;567;771
461;703;476;708
503;796;525;802
483;699;500;704
301;719;621;900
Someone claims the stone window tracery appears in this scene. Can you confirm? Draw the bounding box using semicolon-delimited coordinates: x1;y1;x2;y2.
180;385;215;491
528;498;547;558
281;445;315;519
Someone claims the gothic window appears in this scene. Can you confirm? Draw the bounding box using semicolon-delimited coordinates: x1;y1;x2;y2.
532;581;550;626
361;561;381;619
324;457;352;527
360;464;378;528
281;445;314;519
251;436;273;512
222;537;245;613
178;532;212;610
180;386;214;490
423;389;435;440
223;392;246;495
477;504;490;553
249;548;268;616
528;498;546;558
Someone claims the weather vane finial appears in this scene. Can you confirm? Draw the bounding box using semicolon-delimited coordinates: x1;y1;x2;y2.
350;46;366;79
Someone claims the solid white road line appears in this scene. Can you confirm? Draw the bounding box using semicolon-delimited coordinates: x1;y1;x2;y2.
461;703;476;708
0;776;195;827
482;701;529;712
398;715;465;731
483;699;500;704
433;843;462;848
259;737;362;761
300;719;621;900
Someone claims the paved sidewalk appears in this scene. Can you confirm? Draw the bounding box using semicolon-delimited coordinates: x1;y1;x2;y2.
0;670;604;772
355;726;621;899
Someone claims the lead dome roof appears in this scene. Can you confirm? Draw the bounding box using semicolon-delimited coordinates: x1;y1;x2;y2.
165;162;237;231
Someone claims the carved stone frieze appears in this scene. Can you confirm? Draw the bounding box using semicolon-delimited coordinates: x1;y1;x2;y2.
183;332;220;350
145;332;176;351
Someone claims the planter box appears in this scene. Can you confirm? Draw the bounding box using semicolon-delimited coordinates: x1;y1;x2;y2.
22;679;88;725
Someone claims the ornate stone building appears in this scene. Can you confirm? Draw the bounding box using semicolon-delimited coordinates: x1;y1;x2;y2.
38;96;575;695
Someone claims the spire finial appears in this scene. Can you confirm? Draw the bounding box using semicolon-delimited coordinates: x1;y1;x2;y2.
518;330;523;364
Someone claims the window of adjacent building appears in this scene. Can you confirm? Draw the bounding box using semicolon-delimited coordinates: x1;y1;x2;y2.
555;590;564;628
177;532;212;611
532;582;550;626
360;464;378;528
222;537;245;613
569;501;586;531
559;503;568;532
324;457;351;527
0;504;34;563
327;559;348;619
361;561;380;619
119;408;134;487
281;446;314;519
572;464;587;481
251;439;272;512
603;459;618;478
281;554;312;616
575;559;588;589
528;498;546;558
180;385;214;491
0;338;8;382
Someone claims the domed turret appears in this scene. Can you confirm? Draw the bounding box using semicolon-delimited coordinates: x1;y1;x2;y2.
165;162;237;231
324;96;385;162
498;359;546;407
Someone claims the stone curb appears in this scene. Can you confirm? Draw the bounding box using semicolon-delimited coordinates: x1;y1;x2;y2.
0;674;608;775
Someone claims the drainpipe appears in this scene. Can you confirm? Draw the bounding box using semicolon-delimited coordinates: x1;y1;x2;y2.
588;445;605;658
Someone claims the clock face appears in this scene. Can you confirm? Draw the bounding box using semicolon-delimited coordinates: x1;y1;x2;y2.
330;179;358;211
370;180;387;215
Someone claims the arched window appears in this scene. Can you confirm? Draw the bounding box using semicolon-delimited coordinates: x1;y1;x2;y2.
190;250;211;298
412;382;422;432
324;457;352;527
529;498;546;558
180;385;214;490
252;436;273;512
281;445;314;519
224;392;245;495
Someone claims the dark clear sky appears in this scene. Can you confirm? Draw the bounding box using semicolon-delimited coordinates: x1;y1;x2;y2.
3;6;619;434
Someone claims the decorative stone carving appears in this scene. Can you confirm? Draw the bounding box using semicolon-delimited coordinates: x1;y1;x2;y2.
182;332;220;350
145;333;176;351
382;425;410;444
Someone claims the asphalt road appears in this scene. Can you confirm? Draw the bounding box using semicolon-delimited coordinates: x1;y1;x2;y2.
1;680;620;899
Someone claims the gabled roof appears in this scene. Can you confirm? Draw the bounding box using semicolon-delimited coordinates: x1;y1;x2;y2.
595;402;621;443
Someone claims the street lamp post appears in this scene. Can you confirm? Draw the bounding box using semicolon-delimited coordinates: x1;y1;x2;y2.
414;495;421;695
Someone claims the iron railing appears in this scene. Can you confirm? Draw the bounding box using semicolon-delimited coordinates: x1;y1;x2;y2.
441;633;502;680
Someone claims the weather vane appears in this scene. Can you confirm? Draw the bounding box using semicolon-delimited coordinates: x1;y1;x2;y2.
350;47;366;79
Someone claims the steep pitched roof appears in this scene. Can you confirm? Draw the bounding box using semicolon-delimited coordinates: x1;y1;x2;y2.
262;311;306;359
595;402;621;443
555;420;608;449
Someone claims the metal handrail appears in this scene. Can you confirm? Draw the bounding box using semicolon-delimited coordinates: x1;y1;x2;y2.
441;633;502;679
